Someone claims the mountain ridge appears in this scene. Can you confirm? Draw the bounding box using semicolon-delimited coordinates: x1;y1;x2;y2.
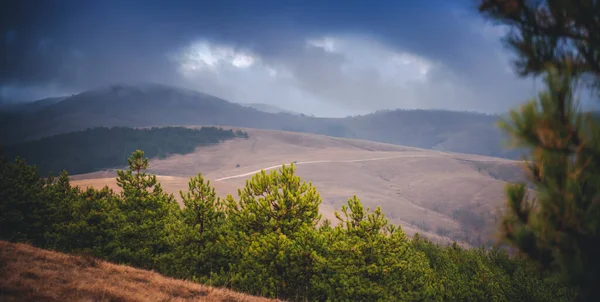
0;82;521;159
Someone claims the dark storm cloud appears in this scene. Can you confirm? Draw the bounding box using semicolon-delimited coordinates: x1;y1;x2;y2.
0;0;540;114
2;0;187;89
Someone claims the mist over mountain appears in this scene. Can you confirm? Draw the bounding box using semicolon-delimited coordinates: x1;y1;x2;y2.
0;83;522;159
241;103;303;116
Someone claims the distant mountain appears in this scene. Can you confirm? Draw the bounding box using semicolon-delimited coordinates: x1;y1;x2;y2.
0;83;300;144
0;82;523;159
339;109;521;158
242;103;302;116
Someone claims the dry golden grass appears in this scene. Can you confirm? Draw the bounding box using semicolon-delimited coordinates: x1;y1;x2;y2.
0;240;279;302
71;127;526;245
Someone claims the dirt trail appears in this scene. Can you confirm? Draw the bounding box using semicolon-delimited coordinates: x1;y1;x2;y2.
214;154;515;182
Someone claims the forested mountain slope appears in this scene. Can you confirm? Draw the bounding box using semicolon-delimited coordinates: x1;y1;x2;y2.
0;83;522;159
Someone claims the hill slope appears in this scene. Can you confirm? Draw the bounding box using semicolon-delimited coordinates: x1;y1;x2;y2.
0;96;68;113
0;240;277;302
0;83;520;159
71;127;527;246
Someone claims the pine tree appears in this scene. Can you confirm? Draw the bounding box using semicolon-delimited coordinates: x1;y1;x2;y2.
0;156;43;243
36;171;79;250
497;67;600;300
224;164;324;300
173;173;228;281
226;163;322;236
112;150;181;270
478;2;600;300
62;186;123;258
316;196;437;301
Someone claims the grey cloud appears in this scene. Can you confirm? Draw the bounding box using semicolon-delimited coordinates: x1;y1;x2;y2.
1;0;547;115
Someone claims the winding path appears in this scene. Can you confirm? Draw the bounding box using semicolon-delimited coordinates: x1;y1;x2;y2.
213;153;514;182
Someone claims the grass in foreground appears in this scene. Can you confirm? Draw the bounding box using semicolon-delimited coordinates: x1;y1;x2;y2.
0;240;278;302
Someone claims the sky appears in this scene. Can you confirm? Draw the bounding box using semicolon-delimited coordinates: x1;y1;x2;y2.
0;0;558;117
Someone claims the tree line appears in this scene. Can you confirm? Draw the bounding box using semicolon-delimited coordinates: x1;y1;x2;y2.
0;150;576;301
1;126;249;176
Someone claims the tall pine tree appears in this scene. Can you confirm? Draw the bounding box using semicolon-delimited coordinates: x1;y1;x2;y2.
497;68;600;300
478;1;600;300
172;173;229;281
224;164;324;300
111;150;180;270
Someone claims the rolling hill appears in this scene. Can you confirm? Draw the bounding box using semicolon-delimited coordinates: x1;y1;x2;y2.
0;82;521;159
70;127;527;247
0;240;278;302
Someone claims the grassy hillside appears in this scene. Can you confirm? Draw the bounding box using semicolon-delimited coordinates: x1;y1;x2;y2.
0;83;522;159
0;240;277;302
69;127;525;247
